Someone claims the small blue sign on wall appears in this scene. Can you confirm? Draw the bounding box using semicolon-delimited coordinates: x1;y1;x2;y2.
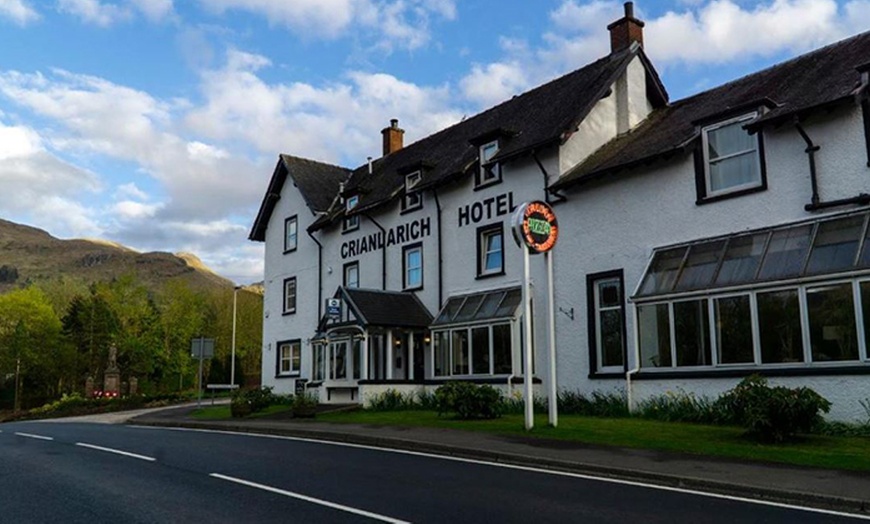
326;298;341;319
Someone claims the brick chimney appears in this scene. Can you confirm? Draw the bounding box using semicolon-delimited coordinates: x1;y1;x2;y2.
607;2;644;53
381;118;404;156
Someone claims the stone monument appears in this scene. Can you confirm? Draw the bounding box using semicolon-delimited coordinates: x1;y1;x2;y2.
85;376;94;398
103;345;121;398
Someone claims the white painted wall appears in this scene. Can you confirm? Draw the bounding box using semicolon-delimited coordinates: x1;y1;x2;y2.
556;103;870;420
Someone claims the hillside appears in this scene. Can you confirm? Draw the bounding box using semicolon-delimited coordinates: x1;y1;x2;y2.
0;218;234;292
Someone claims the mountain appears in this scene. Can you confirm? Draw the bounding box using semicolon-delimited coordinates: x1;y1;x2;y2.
0;218;234;292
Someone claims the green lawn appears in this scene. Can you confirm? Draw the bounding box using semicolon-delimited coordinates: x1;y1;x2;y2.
315;410;870;472
189;404;293;420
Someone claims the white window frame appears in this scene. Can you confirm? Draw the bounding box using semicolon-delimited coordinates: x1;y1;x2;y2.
277;340;301;376
343;195;360;232
283;277;297;314
431;321;513;378
284;215;298;253
404;244;423;290
701;112;762;198
344;261;359;288
479;227;504;277
477;140;501;187
403;171;423;212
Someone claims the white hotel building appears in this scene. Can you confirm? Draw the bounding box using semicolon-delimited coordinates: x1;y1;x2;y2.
250;3;870;420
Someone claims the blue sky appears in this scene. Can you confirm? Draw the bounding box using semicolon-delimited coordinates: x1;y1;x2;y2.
0;0;868;284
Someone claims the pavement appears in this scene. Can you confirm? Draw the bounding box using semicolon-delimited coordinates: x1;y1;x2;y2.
124;405;870;516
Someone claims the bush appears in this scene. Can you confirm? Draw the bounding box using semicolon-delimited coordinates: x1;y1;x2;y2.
231;386;279;416
500;388;547;415
715;375;831;443
367;389;418;411
559;390;630;418
434;382;503;419
637;390;726;424
291;393;318;418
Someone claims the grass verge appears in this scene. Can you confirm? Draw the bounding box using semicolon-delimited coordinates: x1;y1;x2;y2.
316;410;870;472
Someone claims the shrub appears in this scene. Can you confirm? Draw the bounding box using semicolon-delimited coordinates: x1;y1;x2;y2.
434;382;503;419
558;390;629;417
501;388;547;415
291;393;318;418
715;375;831;443
367;389;418;411
231;386;279;416
637;390;725;424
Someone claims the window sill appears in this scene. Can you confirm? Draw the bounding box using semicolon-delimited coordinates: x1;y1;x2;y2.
696;184;766;205
474;178;502;192
283;247;297;255
632;364;870;380
282;310;296;316
403;285;423;292
400;203;423;215
588;371;627;380
275;372;301;379
476;269;505;280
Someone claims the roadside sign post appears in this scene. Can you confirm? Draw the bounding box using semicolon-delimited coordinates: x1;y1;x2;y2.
191;337;215;408
512;201;560;430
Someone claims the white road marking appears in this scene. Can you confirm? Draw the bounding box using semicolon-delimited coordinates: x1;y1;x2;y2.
210;473;410;523
14;432;53;441
75;442;156;462
134;425;870;520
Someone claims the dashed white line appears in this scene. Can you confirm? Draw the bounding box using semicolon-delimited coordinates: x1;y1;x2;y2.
14;432;53;441
139;426;870;521
210;473;410;523
75;442;156;462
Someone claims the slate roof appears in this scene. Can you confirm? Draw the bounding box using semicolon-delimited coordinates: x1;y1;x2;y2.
552;30;870;190
249;154;350;241
342;287;434;328
308;44;667;231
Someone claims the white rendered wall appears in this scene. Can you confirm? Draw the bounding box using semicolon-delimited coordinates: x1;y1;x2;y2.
555;103;870;420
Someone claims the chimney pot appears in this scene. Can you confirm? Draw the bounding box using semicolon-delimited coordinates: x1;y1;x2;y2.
607;1;644;54
381;119;404;156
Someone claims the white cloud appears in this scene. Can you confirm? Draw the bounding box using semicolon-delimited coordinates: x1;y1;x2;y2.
112;200;160;220
185;49;463;166
198;0;456;51
114;182;148;201
0;0;38;25
58;0;173;26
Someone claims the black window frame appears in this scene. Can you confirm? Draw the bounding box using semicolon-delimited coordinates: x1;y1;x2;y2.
402;242;423;291
343;260;360;288
586;269;628;378
475;140;502;190
283;215;298;253
282;276;297;315
401;171;423;214
694;113;767;205
275;338;302;378
476;222;505;279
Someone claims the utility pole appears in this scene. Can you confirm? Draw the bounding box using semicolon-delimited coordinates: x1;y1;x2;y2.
13;356;20;413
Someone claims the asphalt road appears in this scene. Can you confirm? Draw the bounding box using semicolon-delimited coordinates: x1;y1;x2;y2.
0;421;864;523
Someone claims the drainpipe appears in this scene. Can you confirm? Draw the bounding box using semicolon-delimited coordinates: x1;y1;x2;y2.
307;230;324;318
433;188;444;308
364;213;387;290
794;119;821;209
625;365;640;415
532;150;567;204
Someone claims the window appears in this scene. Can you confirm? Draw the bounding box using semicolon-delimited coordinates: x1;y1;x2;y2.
476;140;501;187
402;171;423;212
433;323;513;378
451;329;469;375
673;299;711;366
403;243;423;290
330;341;348;380
638;303;671;368
714;295;753;364
477;224;504;278
312;343;325;381
757;289;803;364
698;113;764;201
343;261;359;288
434;331;450;377
587;271;626;374
284;215;298;253
343;195;359;232
807;284;858;362
283;277;297;315
277;340;301;376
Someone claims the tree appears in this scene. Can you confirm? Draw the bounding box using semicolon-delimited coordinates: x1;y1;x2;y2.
62;290;119;385
0;287;62;410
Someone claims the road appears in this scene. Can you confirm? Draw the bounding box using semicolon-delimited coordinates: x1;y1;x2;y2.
0;420;864;523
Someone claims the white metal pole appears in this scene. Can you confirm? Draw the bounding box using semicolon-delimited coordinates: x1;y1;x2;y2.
231;286;239;387
546;251;558;427
523;246;534;431
386;329;394;380
197;338;204;408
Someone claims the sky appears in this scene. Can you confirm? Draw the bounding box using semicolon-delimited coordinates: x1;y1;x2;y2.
0;0;868;285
